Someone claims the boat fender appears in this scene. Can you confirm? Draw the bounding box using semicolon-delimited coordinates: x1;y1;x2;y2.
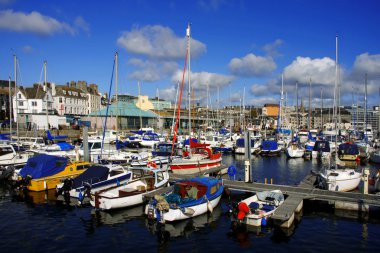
237;202;249;220
261;217;267;226
227;165;237;179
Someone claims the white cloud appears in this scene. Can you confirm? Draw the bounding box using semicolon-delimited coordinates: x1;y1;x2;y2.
0;9;75;36
283;56;338;86
127;58;179;82
117;25;206;60
247;96;278;106
74;16;90;34
352;53;380;77
263;39;284;57
250;84;271;96
228;53;276;77
128;59;161;82
171;70;234;91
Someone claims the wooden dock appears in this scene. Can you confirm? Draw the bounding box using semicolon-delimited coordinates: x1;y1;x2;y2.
145;165;380;228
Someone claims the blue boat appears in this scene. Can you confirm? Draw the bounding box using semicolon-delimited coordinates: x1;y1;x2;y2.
259;140;281;156
146;177;224;223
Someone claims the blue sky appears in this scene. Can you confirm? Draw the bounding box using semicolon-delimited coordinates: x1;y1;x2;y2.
0;0;379;109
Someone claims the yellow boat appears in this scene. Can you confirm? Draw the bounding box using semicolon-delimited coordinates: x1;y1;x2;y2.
18;154;91;192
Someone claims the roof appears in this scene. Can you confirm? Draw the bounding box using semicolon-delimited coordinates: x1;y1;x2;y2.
55;85;87;99
89;101;158;118
19;85;47;99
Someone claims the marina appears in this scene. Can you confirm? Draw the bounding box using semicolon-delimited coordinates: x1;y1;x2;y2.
1;149;380;252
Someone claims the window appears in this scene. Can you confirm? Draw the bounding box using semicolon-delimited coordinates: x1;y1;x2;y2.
32;101;37;107
18;94;21;99
19;101;23;106
63;90;66;94
59;97;62;103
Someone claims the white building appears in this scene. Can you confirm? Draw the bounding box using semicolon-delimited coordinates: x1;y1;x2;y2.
52;84;87;116
13;84;54;128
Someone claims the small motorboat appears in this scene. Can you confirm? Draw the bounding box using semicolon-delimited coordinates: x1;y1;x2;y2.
90;167;169;210
233;190;285;226
56;164;132;202
259;140;281;157
145;177;224;223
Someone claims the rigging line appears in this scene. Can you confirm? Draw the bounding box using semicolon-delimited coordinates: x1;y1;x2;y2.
101;56;116;156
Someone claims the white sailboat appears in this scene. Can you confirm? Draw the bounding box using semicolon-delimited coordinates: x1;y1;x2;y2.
316;35;362;192
169;24;222;175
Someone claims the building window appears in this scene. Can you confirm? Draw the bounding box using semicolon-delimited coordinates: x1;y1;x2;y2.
19;101;23;106
59;97;62;103
32;101;37;107
18;94;21;99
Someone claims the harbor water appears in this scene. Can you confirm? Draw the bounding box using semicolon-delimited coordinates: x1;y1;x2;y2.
1;153;380;253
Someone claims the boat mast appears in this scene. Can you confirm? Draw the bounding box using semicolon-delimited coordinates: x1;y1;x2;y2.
14;55;19;142
334;34;338;161
187;23;191;138
309;77;312;130
296;81;299;130
138;80;142;128
206;81;209;130
44;60;48;130
280;74;284;129
321;88;323;130
115;52;118;139
8;77;12;137
364;73;367;142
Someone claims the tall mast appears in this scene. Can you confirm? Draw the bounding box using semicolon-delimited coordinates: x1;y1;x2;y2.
296;81;299;129
44;60;48;130
14;55;19;141
206;81;209;129
309;77;312;130
364;73;367;141
242;86;245;131
187;23;191;138
115;52;118;137
321;88;323;130
280;74;284;129
8;77;12;136
334;34;338;160
138;80;142;128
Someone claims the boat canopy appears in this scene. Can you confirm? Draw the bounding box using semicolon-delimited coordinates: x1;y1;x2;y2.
56;142;74;151
257;190;284;204
142;132;160;141
71;165;110;188
338;142;359;155
19;154;68;179
313;140;330;152
261;140;278;150
236;138;255;148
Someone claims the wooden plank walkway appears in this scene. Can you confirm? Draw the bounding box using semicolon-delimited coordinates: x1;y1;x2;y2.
223;179;380;207
271;194;304;222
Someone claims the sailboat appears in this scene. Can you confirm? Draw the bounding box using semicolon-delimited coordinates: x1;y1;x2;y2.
169;24;222;175
316;35;362;192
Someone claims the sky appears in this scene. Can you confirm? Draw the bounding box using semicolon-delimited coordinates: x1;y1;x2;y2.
0;0;379;109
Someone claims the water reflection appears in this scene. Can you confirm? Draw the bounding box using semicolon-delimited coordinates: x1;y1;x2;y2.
91;205;145;225
146;204;223;239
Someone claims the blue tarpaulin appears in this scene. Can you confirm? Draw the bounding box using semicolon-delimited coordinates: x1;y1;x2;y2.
338;143;359;155
313;140;330;152
19;154;68;179
72;165;109;188
236;138;255;148
56;142;74;151
261;140;278;150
